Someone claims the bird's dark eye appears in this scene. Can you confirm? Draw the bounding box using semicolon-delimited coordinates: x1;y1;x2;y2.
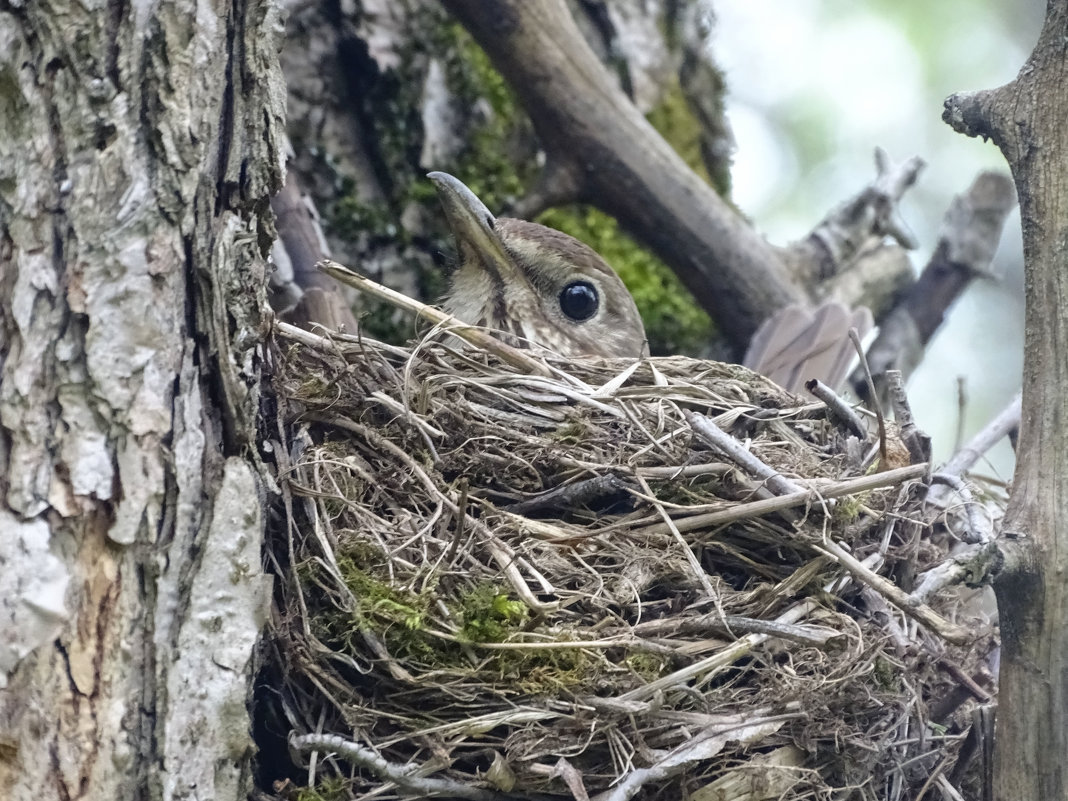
559;281;599;322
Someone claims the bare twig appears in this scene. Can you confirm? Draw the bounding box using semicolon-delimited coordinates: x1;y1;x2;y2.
886;369;932;466
684;409;803;495
597;714;794;801
634;463;928;538
851;171;1017;400
636;475;717;598
909;541;1001;604
955;376;969;453
939;391;1021;478
792;149;923;287
617;554;880;705
319;259;553;377
806;378;868;439
929;472;989;544
850;327;889;467
289;733;526;801
815;537;976;644
630;612;841;647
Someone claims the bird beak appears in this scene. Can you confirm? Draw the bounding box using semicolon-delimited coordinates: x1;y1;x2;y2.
428;172;516;281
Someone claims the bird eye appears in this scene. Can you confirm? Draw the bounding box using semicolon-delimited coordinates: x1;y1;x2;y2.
559;281;599;322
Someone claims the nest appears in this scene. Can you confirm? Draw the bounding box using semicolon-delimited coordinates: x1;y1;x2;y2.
263;321;1000;801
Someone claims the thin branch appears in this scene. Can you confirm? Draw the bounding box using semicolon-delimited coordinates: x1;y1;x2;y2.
684;410;803;495
289;733;527;801
634;463;928;537
318;259;553;377
635;474;717;598
851;171;1017;400
909;541;1001;604
850;327;889;467
806;378;868;439
929;472;989;544
886;370;932;466
596;715;793;801
630;612;841;647
790;149;923;286
939;391;1021;478
815;538;976;645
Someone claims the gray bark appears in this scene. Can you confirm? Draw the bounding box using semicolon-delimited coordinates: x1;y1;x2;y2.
0;0;283;797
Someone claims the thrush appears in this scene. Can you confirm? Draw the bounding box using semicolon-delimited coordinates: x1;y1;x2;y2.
429;172;647;359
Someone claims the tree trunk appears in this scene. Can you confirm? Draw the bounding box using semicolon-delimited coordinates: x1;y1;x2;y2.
0;0;283;798
945;2;1068;798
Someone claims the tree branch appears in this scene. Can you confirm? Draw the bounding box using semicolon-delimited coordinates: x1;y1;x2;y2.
786;149;923;288
850;170;1016;401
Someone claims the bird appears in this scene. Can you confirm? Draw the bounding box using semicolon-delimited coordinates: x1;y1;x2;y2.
428;171;647;359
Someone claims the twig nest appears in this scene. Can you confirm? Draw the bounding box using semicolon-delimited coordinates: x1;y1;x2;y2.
265;327;998;801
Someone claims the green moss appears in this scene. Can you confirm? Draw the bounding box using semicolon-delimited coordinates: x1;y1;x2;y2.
456;587;606;691
332;180;400;245
646;81;712;186
537;206;715;355
833;493;864;524
309;547;439;662
872;656;897;690
295;776;351;801
502;646;595;694
457;584;529;643
626;652;670;680
549;420;592;444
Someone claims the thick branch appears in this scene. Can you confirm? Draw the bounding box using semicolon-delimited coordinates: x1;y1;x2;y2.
945;2;1068;798
943;88;1006;147
440;0;804;352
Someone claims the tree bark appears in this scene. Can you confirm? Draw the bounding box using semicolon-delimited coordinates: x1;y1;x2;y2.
0;0;283;798
944;3;1068;798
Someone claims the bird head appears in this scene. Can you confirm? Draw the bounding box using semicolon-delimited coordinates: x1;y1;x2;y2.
429;171;647;359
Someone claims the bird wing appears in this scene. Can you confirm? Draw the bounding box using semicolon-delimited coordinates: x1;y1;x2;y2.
743;301;873;393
